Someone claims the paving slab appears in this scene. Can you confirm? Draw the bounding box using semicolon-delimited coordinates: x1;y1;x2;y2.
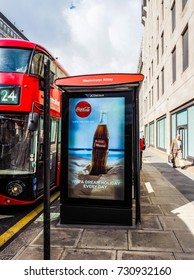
141;205;163;215
13;246;62;260
78;229;128;250
174;231;194;253
141;215;162;230
150;196;186;205
128;230;182;252
152;189;181;196
159;216;194;232
140;196;152;205
117;250;175;260
31;228;83;247
171;201;194;217
174;252;194;260
60;249;116;260
160;204;189;216
150;184;177;191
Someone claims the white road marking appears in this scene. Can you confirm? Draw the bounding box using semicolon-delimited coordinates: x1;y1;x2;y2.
145;182;154;193
0;215;14;220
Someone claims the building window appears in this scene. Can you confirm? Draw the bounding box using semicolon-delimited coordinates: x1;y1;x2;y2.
171;1;176;33
156;45;159;64
146;96;148;112
171;113;176;142
145;125;148;145
177;110;187;127
149;67;151;81
182;0;188;10
161;68;164;94
157;76;159;100
149;121;154;146
157;16;159;33
157;117;166;149
182;26;188;72
149;91;151;109
3;23;7;32
144;99;146;113
172;47;176;83
151;86;154;106
161;0;164;20
161;31;164;54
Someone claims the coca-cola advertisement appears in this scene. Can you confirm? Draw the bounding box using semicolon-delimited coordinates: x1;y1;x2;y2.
67;96;125;201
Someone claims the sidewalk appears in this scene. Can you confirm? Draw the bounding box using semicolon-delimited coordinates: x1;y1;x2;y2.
2;147;194;260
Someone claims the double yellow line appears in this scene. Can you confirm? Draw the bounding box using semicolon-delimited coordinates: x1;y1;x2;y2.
0;191;60;247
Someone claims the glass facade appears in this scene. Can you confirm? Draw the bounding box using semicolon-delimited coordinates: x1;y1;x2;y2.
149;122;154;146
171;106;194;160
157;117;166;149
177;110;187;126
171;113;176;141
145;124;148;145
188;106;194;157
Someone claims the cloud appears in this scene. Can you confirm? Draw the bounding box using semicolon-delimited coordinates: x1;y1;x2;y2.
1;0;142;75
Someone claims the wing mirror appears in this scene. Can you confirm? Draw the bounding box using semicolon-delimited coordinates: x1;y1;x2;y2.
27;112;39;131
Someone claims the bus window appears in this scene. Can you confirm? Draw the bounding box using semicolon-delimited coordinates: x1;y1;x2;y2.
30;51;44;77
51;119;57;143
50;60;56;84
0;114;38;173
57;66;66;79
0;48;32;73
58;119;61;143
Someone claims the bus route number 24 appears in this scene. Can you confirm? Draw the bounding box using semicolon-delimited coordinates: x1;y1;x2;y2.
0;89;19;105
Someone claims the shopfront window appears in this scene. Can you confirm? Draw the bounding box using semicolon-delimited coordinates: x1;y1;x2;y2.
149;122;154;146
177;110;187;126
157;117;166;150
188;106;194;157
145;124;148;146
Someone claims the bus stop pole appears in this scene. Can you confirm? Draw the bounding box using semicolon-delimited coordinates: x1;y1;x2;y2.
43;59;51;260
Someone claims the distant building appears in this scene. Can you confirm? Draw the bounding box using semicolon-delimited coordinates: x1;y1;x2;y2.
0;12;28;40
139;0;194;164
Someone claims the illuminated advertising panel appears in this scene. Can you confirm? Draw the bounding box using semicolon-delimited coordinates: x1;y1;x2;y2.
63;91;133;202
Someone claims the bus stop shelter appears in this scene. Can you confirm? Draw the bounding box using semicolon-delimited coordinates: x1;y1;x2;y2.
55;73;144;226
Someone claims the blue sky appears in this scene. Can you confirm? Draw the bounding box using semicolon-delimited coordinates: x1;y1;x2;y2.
1;0;142;75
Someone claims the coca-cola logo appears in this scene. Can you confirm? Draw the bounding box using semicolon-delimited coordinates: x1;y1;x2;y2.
75;101;92;118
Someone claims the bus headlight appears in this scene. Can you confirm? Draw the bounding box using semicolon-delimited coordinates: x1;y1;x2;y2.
6;181;25;196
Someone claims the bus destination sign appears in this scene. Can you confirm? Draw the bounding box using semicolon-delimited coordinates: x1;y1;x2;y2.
0;86;20;105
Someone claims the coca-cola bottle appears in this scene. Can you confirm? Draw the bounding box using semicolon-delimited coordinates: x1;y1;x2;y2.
89;111;109;175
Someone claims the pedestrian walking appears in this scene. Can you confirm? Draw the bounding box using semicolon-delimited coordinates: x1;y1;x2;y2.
170;133;185;169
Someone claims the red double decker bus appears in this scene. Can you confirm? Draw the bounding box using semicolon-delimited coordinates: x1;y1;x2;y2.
0;38;68;205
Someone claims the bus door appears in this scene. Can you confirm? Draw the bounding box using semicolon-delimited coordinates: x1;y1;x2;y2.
37;117;44;191
37;117;59;190
50;118;58;185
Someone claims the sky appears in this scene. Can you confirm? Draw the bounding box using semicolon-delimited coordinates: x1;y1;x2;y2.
1;0;142;76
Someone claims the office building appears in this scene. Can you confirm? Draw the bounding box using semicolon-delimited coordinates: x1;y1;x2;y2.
139;0;194;163
0;12;28;40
